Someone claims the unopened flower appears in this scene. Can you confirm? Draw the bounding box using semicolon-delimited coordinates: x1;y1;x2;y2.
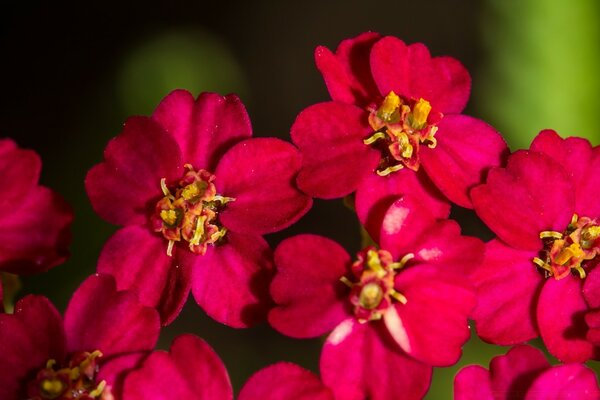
454;345;600;400
86;90;312;326
0;139;72;274
269;195;482;399
0;274;160;400
471;130;600;362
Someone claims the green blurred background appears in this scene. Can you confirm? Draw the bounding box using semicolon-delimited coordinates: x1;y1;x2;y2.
1;0;599;398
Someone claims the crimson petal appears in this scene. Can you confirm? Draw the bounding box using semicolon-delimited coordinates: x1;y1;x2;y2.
454;366;494;400
525;364;600;400
0;139;41;219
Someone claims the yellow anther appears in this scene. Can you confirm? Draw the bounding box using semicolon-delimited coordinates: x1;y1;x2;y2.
390;289;408;304
376;164;404;176
359;282;384;310
160;178;174;199
426;127;439;148
540;230;563;240
533;257;552;272
190;215;207;246
40;378;65;396
409;98;432;130
213;195;235;204
363;131;387;145
398;253;415;268
340;276;354;288
571;214;579;225
166;240;175;257
89;380;107;398
582;226;600;242
160;209;179;226
378;91;401;123
181;182;206;201
555;243;584;265
573;266;587;279
46;359;57;369
366;250;384;276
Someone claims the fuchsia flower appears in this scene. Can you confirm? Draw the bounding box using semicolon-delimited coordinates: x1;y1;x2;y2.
471;130;600;362
86;90;312;326
292;32;507;237
454;345;600;399
238;362;334;400
0;139;72;274
0;274;160;400
268;195;482;400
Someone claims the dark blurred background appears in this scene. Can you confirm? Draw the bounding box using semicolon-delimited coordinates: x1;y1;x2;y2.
2;0;599;398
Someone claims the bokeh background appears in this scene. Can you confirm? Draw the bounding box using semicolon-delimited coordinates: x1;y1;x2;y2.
2;0;599;398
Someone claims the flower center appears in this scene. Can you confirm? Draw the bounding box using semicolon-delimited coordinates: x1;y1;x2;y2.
29;351;109;400
533;214;600;279
363;91;442;175
340;248;413;322
152;164;234;257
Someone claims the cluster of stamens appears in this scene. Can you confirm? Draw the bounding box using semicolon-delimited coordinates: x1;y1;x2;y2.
29;351;108;400
363;91;442;175
152;164;234;257
340;247;413;323
533;214;600;279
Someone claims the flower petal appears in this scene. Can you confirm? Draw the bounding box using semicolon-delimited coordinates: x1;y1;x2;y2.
454;365;494;400
537;276;596;362
239;362;334;400
472;240;542;344
269;234;350;338
421;114;508;208
320;318;432;400
0;139;41;219
315;32;381;107
525;364;600;400
216;138;312;235
97;226;192;325
489;345;548;398
122;334;233;400
191;232;274;328
98;352;150;398
85;116;183;226
152;90;252;171
291;102;380;198
583;267;600;309
64;274;160;357
585;309;600;345
471;150;574;251
0;186;72;274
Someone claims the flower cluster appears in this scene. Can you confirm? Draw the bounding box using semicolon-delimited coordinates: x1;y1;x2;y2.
1;31;598;400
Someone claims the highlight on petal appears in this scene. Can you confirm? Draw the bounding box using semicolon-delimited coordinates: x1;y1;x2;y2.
420;114;508;208
216;138;312;235
152;90;252;171
238;362;334;400
122;334;233;400
191;232;274;328
85;116;183;226
291;102;380;199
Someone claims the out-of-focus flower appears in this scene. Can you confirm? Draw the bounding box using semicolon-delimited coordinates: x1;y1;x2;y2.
0;274;160;400
0;139;72;274
238;362;334;400
454;345;600;400
86;90;312;326
471;130;600;362
122;334;232;400
268;195;482;399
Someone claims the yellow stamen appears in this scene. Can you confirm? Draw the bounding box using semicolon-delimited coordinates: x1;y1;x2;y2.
363;131;387;145
540;230;563;240
40;378;65;397
212;195;235;204
398;253;415;268
366;250;385;277
359;282;384;309
189;215;207;247
390;289;408;304
376;164;404;176
582;226;600;242
573;265;587;279
160;178;174;200
160;209;179;226
89;380;107;398
533;257;552;272
340;276;354;288
554;243;584;265
46;359;56;369
378;91;401;122
181;182;206;201
166;240;175;257
409;98;432;130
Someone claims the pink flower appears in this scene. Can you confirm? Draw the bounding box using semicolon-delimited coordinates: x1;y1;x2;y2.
0;139;72;274
454;345;600;400
291;32;507;237
471;130;600;362
584;268;600;346
122;334;232;400
86;90;312;326
0;274;160;400
238;362;334;400
268;195;481;399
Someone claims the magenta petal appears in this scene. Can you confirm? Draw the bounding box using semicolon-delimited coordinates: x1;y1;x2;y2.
525;364;600;400
472;240;542;344
291;102;380;198
454;366;494;400
85;116;183;226
123;334;233;400
97;226;192;325
369;36;409;100
583;267;600;308
537;277;595;362
421;114;508;208
585;309;600;345
0;139;41;219
269;234;350;338
239;362;334;400
0;296;66;400
489;345;549;398
390;266;476;366
0;186;72;274
216;138;312;235
315;32;381;107
191;232;273;328
471;151;574;251
355;169;450;242
321;318;432;400
152;90;252;171
64;274;160;357
98;352;149;398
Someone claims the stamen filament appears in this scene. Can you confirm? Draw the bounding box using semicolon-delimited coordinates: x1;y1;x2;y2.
363;131;387;145
89;380;107;398
166;240;175;257
160;178;175;200
390;289;408;304
340;276;354;288
539;231;563;240
376;164;404;176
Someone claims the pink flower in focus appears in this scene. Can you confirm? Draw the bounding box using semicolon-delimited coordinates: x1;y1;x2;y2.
454;345;600;400
0;139;72;274
0;274;160;400
291;32;507;238
86;90;312;326
471;130;600;362
268;195;482;400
